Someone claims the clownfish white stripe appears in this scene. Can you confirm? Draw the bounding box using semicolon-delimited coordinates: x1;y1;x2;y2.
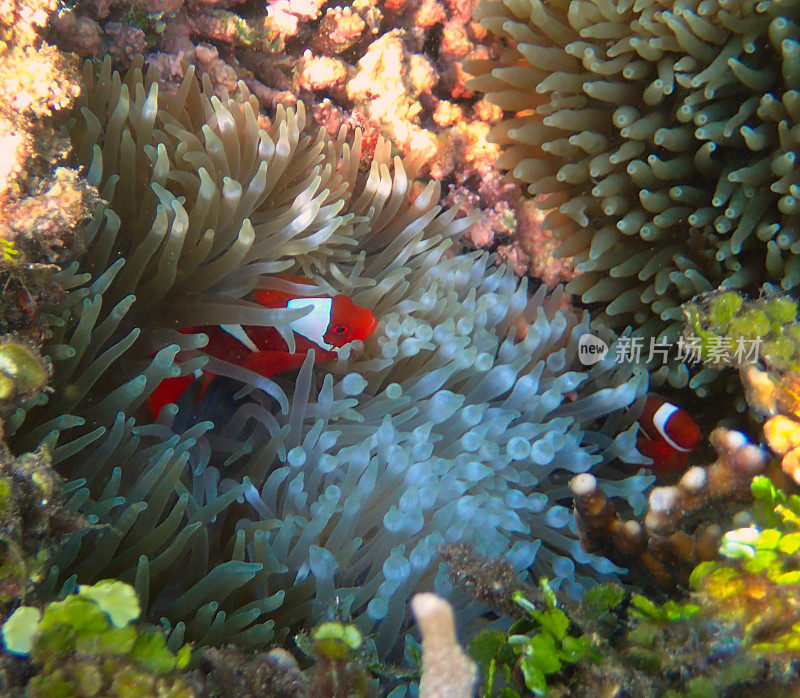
287;297;334;351
220;324;258;352
652;402;691;453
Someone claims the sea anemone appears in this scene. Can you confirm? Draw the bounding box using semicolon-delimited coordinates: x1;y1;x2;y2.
11;56;651;654
466;0;800;393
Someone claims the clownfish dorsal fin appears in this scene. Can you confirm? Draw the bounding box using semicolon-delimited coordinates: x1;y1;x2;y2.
287;297;334;351
220;324;258;352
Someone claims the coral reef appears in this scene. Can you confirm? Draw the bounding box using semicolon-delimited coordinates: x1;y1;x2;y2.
740;361;800;489
571;426;772;588
0;0;94;343
700;475;800;654
446;543;800;696
8;55;651;661
469;580;598;697
466;0;800;391
189;644;311;698
0;580;194;697
412;593;476;698
0;0;78;119
0;442;84;613
190;619;383;696
8;3;800;693
48;0;575;290
0;579;387;697
685;291;800;380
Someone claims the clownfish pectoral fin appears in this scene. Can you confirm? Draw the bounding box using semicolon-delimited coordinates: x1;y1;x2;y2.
146;373;197;420
194;371;218;403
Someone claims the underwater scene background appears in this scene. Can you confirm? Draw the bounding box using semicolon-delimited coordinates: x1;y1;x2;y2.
1;0;800;695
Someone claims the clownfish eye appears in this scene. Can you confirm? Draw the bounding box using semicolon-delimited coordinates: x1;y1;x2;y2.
333;325;347;335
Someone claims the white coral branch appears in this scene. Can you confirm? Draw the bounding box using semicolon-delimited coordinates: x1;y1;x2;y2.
412;593;477;698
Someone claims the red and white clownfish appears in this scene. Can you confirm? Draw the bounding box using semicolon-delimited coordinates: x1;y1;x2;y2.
636;395;701;475
146;276;377;419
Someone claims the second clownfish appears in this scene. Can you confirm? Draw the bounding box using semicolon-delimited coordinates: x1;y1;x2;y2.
146;276;377;419
636;395;701;475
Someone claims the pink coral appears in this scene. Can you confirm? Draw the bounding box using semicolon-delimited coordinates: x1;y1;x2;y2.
147;0;183;12
440;18;470;59
346;31;440;167
244;77;296;110
0;0;92;342
497;199;575;287
472;96;501;124
39;0;564;299
465;210;499;248
0;44;79;116
432;99;463;128
446;0;479;22
314;5;365;55
0;120;27;199
145;51;189;93
1;168;92;262
49;9;100;57
266;0;325;38
414;0;445;27
157;9;195;56
191;0;248;7
104;22;147;69
448;185;515;249
194;42;240;97
294;51;348;93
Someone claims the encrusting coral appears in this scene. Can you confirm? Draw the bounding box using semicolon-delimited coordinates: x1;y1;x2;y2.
741;361;800;486
8;54;652;660
465;0;800;392
0;0;94;344
0;442;85;614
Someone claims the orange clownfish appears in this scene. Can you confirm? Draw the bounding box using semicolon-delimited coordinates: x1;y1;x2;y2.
636;395;701;475
146;277;377;420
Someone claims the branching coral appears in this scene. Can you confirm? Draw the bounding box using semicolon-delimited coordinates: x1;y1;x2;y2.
412;593;477;698
11;56;652;657
466;0;800;392
571;426;772;588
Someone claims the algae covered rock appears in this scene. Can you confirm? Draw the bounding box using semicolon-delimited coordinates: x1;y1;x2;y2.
0;443;83;612
1;580;193;697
